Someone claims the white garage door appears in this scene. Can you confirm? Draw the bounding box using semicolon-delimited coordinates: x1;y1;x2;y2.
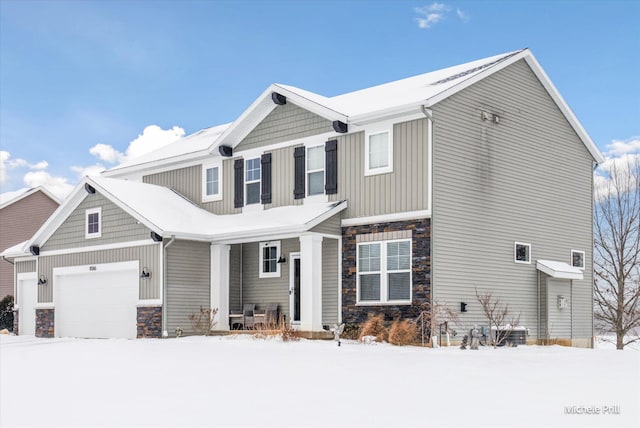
55;261;138;339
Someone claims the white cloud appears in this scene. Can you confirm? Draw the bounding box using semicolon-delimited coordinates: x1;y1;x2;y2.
595;137;640;198
22;170;74;199
414;3;469;29
88;124;185;166
0;150;49;186
605;137;640;157
71;164;106;178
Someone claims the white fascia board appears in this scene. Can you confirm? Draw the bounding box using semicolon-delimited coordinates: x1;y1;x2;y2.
0;186;61;209
522;53;604;164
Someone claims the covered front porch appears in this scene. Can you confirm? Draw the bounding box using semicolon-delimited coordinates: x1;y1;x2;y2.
208;201;346;333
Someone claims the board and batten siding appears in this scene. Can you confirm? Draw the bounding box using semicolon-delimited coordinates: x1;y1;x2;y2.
16;260;36;273
165;240;210;336
264;145;303;209
37;244;161;303
143;162;241;215
42;192;150;251
235;103;333;152
431;59;595;342
241;238;299;320
328;119;429;219
321;238;339;326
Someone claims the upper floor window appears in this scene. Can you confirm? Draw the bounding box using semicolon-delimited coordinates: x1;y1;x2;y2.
571;250;585;269
514;242;531;264
365;130;393;176
246;157;261;205
85;207;102;239
202;161;222;202
357;239;411;304
259;240;281;278
307;145;325;196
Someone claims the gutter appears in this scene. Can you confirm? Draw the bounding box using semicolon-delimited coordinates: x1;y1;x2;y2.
162;235;176;337
2;256;15;266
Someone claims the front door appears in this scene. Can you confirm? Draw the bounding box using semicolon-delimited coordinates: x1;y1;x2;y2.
289;253;301;325
18;273;37;335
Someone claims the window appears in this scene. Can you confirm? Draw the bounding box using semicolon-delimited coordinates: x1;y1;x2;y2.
259;241;281;278
245;157;261;205
85;207;102;239
571;250;585;269
514;242;531;264
202;162;222;202
365;130;393;175
357;239;411;304
307;145;325;196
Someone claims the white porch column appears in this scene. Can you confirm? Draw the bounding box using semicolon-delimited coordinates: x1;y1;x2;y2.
299;233;323;332
211;243;230;331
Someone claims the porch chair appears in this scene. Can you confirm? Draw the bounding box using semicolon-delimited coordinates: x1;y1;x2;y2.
243;303;256;330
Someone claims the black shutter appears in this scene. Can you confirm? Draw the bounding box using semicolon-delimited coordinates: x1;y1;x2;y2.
234;158;244;208
261;153;272;204
325;139;338;194
294;146;306;199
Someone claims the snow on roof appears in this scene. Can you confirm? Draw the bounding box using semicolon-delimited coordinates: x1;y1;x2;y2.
0;186;61;209
57;177;346;242
0;240;30;258
108;123;230;172
536;260;584;280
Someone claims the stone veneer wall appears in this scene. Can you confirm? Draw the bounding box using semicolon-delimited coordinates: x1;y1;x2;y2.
35;308;54;337
342;218;431;325
137;306;162;338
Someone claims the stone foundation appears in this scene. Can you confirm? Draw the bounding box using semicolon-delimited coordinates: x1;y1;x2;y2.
137;306;162;338
342;218;431;326
36;308;54;337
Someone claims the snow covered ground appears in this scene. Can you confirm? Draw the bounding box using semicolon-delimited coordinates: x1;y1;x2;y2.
1;334;638;428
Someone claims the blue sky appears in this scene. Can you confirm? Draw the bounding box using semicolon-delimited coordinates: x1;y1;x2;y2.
1;0;639;197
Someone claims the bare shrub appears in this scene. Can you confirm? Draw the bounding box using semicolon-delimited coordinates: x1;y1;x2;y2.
359;314;388;342
475;288;520;348
189;306;219;336
388;320;417;346
341;324;361;340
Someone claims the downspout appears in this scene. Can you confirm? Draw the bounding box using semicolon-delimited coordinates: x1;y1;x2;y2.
421;105;435;329
2;256;15;266
537;269;540;345
162;235;176;337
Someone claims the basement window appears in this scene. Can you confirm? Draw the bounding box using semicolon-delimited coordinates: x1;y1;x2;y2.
571;250;585;270
514;242;531;264
85;207;102;239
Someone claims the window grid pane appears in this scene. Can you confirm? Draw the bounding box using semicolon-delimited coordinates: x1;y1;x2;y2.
387;241;410;271
263;246;278;273
358;243;380;273
246;158;261;182
307;146;324;171
206;167;219;196
369;133;389;169
87;213;99;234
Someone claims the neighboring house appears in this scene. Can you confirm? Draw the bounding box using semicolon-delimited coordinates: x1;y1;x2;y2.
3;49;604;347
0;187;60;302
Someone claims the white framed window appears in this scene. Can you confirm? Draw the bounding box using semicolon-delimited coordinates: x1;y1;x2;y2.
307;145;325;196
202;161;222;202
514;242;531;264
365;129;393;176
85;207;102;239
259;241;281;278
357;239;411;304
245;157;261;205
571;250;585;270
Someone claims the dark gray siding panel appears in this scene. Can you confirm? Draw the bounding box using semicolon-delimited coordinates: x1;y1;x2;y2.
16;260;36;274
236;103;333;152
42;193;150;251
431;59;594;340
241;238;299;320
329;119;429;218
37;244;161;303
166;240;210;336
321;238;339;326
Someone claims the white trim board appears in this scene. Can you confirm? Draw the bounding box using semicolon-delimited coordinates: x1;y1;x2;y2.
341;210;431;227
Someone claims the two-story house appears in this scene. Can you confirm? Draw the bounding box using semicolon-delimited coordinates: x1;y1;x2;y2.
4;49;603;347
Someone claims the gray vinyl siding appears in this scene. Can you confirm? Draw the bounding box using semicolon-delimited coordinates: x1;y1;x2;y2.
264;145;303;209
431;59;594;341
229;244;241;313
37;244;161;303
547;279;572;339
311;213;341;236
16;260;36;274
539;272;549;340
143;161;241;215
328;119;429;219
321;238;339;326
165;240;210;336
236;103;333;152
42;192;150;251
241;238;299;320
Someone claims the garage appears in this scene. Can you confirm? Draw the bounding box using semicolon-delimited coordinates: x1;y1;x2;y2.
54;261;138;339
